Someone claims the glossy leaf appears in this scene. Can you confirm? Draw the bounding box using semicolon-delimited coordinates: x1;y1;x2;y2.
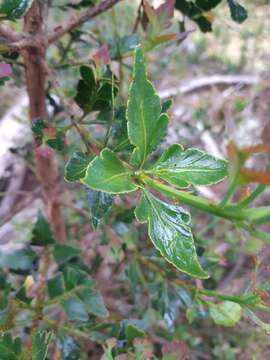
86;189;113;228
127;46;168;168
65;152;92;182
31;211;55;246
209;301;242;327
135;191;208;278
82;148;138;194
227;0;248;23
0;0;33;20
149;144;228;188
32;332;52;360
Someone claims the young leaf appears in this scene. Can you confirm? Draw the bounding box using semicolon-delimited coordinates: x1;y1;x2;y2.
209;301;242;327
135;191;208;278
31;211;55;246
32;332;52;360
86;189;113;229
65;152;92;182
227;0;248;23
82;148;138;194
127;46;168;168
149;144;228;188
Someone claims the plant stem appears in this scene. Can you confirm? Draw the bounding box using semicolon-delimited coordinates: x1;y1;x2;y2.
237;184;266;208
138;256;270;313
140;175;270;225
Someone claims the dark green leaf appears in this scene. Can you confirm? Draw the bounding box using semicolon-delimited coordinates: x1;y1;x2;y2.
0;248;36;271
86;189;113;228
149;144;228;188
62;296;89;322
53;244;81;265
82;148;138;194
0;0;33;20
209;301;242;327
49;267;108;320
31;211;55;246
161;99;173;113
135;191;208;278
127;46;168;168
47;273;65;299
125;324;145;343
65;152;92;182
0;333;22;360
31;118;47;142
175;0;213;32
74;66;97;113
77;287;109;318
227;0;248;23
32;331;52;360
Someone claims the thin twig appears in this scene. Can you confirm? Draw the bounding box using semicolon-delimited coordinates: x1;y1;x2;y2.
48;0;122;44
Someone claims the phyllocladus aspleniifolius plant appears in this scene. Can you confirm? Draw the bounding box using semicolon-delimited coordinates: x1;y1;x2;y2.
1;0;270;358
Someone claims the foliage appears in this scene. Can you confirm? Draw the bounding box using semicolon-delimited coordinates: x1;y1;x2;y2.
0;0;269;358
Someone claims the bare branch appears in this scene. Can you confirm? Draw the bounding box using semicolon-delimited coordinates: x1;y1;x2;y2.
0;24;24;44
48;0;122;44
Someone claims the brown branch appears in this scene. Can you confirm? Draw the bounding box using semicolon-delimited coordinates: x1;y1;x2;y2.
48;0;122;44
0;24;23;43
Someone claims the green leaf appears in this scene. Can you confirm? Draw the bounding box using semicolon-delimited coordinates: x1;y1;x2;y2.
75;66;96;113
62;296;89;322
82;148;138;194
135;191;208;278
32;331;52;360
47;273;65;299
209;301;242;327
53;244;81;265
86;189;113;228
149;144;227;188
0;248;36;271
65;152;92;182
75;66;118;113
31;211;55;246
161;99;173;113
125;324;145;343
48;268;109;321
127;46;168;168
227;0;248;23
59;336;80;360
0;333;22;360
0;0;33;20
77;287;109;318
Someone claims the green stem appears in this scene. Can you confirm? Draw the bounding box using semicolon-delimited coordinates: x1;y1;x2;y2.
140;175;270;225
138;256;269;313
237;184;266;208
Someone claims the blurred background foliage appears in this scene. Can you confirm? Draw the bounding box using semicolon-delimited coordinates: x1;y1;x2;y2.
1;0;270;359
